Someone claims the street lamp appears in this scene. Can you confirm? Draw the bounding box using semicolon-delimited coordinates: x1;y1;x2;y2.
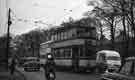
5;8;12;70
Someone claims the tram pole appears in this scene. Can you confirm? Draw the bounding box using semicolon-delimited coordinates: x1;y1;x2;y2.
6;8;12;69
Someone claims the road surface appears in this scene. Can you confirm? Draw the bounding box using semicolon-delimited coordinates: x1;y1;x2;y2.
17;67;101;80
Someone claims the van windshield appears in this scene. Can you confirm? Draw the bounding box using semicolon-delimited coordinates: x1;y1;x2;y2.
107;56;120;61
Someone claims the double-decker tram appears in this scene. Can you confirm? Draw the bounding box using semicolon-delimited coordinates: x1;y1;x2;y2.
41;25;97;72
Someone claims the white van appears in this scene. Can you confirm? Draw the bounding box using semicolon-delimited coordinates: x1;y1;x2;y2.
96;50;121;72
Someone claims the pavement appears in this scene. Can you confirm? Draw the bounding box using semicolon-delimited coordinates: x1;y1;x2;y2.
0;64;26;80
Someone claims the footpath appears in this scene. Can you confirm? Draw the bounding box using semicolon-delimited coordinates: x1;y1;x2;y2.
0;64;26;80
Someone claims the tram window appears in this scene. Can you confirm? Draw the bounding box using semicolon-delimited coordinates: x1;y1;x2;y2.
80;48;85;57
60;33;62;40
80;53;84;57
64;48;71;58
67;49;71;57
64;32;67;39
85;49;95;57
64;48;67;58
54;50;57;57
57;33;60;40
86;50;92;56
56;49;60;57
53;34;55;41
80;50;84;57
58;49;61;57
77;28;86;37
71;29;77;37
85;53;91;56
61;32;64;40
55;34;57;41
68;30;72;38
51;35;55;41
59;49;64;58
60;32;62;40
55;48;71;58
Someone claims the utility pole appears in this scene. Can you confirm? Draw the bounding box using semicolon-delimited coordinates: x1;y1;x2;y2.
6;8;12;69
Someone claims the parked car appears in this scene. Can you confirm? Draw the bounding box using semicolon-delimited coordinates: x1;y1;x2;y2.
19;57;39;67
101;57;135;80
18;57;28;67
24;61;40;71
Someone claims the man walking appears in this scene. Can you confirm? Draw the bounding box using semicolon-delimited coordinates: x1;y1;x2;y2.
44;53;55;80
9;58;16;75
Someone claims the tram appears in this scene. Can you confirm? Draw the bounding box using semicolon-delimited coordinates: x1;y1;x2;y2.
52;39;97;72
40;24;97;72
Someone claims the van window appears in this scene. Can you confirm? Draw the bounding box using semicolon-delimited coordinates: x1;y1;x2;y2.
107;56;120;61
98;53;106;61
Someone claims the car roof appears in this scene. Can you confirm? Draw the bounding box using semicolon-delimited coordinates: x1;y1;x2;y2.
26;57;38;59
126;57;135;61
97;50;120;57
24;61;39;64
20;57;38;59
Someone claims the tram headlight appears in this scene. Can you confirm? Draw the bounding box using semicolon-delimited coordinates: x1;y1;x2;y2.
47;54;54;60
47;55;52;59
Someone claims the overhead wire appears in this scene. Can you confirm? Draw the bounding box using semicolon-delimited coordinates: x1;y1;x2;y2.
10;9;53;28
58;1;85;23
4;0;86;31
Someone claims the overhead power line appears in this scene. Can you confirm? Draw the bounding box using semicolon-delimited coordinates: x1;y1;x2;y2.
10;9;53;27
58;2;85;22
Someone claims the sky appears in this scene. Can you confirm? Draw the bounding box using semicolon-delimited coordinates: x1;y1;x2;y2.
0;0;94;36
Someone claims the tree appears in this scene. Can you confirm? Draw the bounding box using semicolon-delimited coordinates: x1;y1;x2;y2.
100;0;135;59
12;28;51;57
86;3;121;48
0;35;13;59
85;0;135;60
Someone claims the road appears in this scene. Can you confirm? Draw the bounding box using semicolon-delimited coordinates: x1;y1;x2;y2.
17;67;101;80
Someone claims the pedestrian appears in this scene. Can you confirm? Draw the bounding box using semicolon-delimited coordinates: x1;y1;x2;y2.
44;53;55;80
9;58;16;75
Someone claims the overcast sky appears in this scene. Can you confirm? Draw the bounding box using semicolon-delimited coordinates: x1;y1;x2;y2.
0;0;93;36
